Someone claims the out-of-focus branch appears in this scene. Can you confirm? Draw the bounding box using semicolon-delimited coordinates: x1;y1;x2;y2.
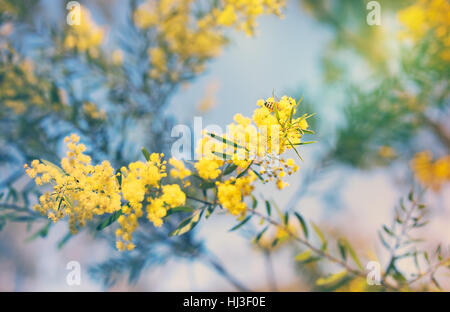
407;258;450;286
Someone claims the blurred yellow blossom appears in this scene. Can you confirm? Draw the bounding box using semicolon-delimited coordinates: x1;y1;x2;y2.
134;0;285;80
411;151;450;191
64;6;104;55
378;146;397;159
398;0;450;61
82;102;106;120
25;134;121;233
112;49;124;65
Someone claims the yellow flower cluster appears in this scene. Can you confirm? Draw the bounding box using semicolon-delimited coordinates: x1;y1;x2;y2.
217;172;256;216
147;184;186;226
0;55;47;114
25;134;188;251
195;158;223;180
213;0;286;35
195;96;307;190
116;157;187;250
411;151;450;191
134;0;285;80
24;94;313;249
64;6;104;55
25;134;121;233
169;158;192;185
398;0;450;61
253;96;310;154
135;0;225;80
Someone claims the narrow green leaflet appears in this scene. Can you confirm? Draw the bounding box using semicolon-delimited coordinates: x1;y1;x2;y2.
229;216;252;232
341;238;363;270
251;169;265;183
295;250;312;262
169;209;203;236
316;270;348;286
283;212;289;225
337;239;347;261
251;195;258;209
291;141;317;146
57;232;73;249
236;160;254;179
254;226;269;243
311;222;327;250
206;132;246;151
286;137;303;161
166;206;194;217
25;221;52;242
223;163;238;175
294;212;308;238
383;225;394;236
211;150;233;160
41;159;65;175
265;200;271;216
115;168;122;186
141;147;151;161
97;210;123;231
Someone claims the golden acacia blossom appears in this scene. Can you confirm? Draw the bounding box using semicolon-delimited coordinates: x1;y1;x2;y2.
398;0;450;61
411;151;450;191
64;6;104;54
217;172;256;216
134;0;285;80
24;134;121;233
25;94;313;250
25;135;188;251
195;96;307;190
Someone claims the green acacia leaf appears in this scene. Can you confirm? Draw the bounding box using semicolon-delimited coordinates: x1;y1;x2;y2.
294;212;308;238
383;225;394;236
223;164;238;175
378;230;391;250
229;216;252;232
251;169;265;183
57;232;73;249
41;159;65;175
254;226;269;243
166;206;194;216
199;181;216;189
295;250;312;262
206;132;246;151
311;222;327;250
236;161;254;179
291;141;317;146
283;212;289;225
265;200;271;216
273;101;281;124
169;209;203;236
97;210;123;231
316;270;348;286
115;168;122;186
337;239;347;261
25;221;52;242
141;147;151;161
251;196;258;209
342;238;363;270
211;150;233;160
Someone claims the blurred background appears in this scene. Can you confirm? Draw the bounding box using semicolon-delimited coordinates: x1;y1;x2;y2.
0;0;449;291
